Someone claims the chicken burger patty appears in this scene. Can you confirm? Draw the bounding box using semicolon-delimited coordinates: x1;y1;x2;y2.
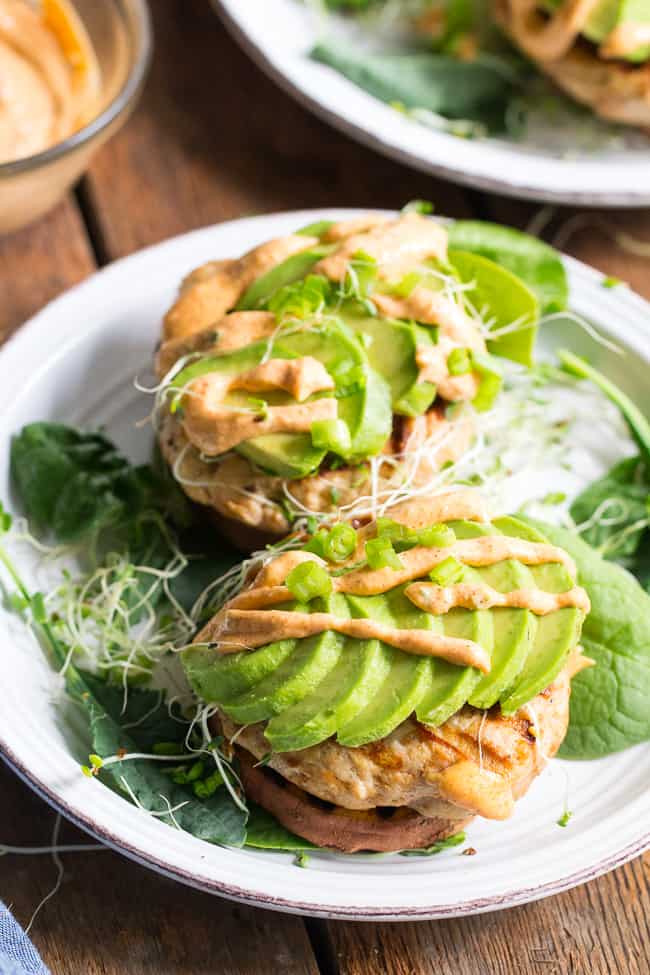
183;492;591;851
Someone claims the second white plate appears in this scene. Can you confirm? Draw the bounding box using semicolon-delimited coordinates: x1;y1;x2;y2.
215;0;650;206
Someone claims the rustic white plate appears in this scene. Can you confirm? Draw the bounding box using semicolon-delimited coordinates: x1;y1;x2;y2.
214;0;650;206
1;210;649;920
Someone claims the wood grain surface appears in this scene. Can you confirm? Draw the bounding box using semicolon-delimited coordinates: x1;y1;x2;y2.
1;2;649;973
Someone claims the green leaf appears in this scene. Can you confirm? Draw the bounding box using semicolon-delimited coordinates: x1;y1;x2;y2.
447;221;568;316
570;456;649;561
521;518;650;758
310;43;519;129
449;248;539;366
10;424;132;541
245;804;316;851
77;672;247;846
399;832;466;856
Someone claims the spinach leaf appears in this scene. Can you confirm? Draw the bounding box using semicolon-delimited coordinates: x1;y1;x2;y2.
449;248;539;366
448;221;568;315
522;518;650;759
570;455;649;561
311;43;520;130
75;672;247;847
11;423;134;541
245;805;316;851
10;423;190;544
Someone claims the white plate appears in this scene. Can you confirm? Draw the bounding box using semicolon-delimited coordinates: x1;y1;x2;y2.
214;0;650;207
1;210;649;920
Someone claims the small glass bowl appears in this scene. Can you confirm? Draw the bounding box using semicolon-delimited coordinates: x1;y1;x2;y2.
0;0;152;235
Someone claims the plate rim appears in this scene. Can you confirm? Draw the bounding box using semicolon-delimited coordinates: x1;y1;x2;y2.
213;0;650;208
1;208;649;921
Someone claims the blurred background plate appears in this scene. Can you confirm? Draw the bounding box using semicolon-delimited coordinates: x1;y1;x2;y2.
214;0;650;207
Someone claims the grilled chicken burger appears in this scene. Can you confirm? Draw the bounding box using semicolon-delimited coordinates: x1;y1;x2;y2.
182;490;591;852
493;0;650;126
155;213;535;551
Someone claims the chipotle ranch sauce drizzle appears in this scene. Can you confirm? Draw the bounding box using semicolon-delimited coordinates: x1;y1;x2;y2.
0;0;100;164
173;214;488;460
200;494;589;671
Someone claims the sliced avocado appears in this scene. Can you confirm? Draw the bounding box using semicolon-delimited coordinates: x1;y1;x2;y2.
182;638;297;704
264;637;394;751
236;247;330;311
448;249;539;367
221;593;349;724
175;317;390;477
237;433;327;479
416;566;494;726
337;651;432;747
495;516;585;715
274;317;392;460
172;343;264;391
415;521;494;726
342;306;437;417
335;585;432;746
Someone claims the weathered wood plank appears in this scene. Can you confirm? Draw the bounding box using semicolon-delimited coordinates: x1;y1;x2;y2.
327;852;650;975
0;198;94;339
1;764;320;975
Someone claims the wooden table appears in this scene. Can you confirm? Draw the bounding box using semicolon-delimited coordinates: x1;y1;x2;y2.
2;3;649;972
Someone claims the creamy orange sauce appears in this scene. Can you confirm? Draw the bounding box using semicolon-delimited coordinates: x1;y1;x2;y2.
334;537;577;596
323;214;391;242
314;213;448;282
0;0;99;164
434;759;514;819
374;287;486;350
415;342;481;402
156;311;277;380
164;235;318;342
204;496;585;673
216;607;492;671
181;356;336;455
406;580;590;616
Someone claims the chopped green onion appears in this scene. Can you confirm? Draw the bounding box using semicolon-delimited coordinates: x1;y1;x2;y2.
557;810;572;827
171;760;205;785
401;199;434;215
447;347;472;376
376;517;416;548
429;556;465;586
311;418;351;456
303;531;328;558
418;523;456;548
322;523;357;562
365;536;403;571
471;353;503;413
389;271;421;298
305;523;357;562
286;561;333;601
193;770;224;799
601;276;623;289
268;274;332;320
